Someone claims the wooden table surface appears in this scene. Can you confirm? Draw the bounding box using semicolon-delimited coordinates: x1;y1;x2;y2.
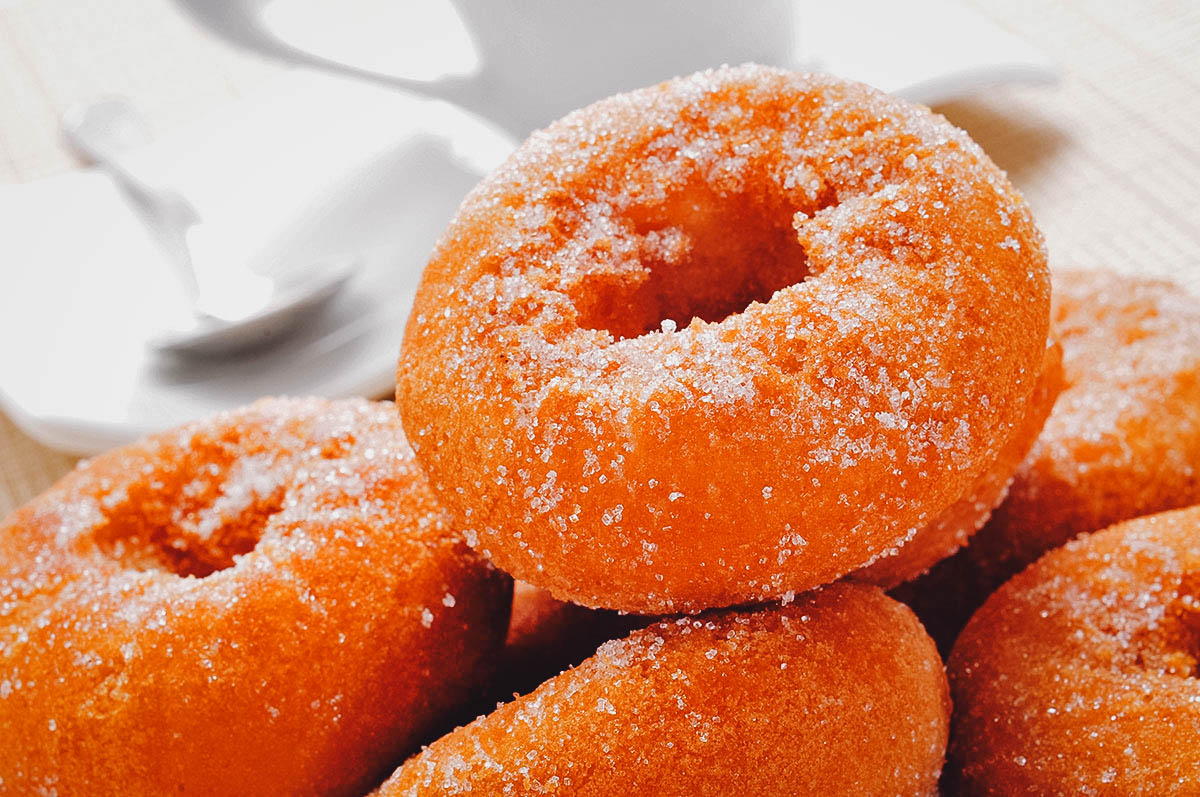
2;0;1199;515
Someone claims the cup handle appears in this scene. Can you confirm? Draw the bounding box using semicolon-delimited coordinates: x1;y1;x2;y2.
171;0;477;103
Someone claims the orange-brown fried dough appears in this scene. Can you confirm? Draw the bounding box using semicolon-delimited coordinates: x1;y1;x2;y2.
397;65;1051;613
949;505;1200;794
0;398;511;796
378;583;949;796
857;339;1061;588
902;268;1200;648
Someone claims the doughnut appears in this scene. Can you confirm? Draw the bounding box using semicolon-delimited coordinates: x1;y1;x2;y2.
397;64;1051;613
498;581;646;699
901;268;1200;647
855;339;1061;588
948;505;1200;793
0;398;511;796
377;583;950;795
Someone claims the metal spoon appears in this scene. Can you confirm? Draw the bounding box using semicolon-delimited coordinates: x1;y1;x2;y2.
62;98;358;356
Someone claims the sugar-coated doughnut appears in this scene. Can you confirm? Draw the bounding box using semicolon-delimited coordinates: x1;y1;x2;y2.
377;583;950;796
0;398;511;796
857;339;1061;588
498;581;645;699
397;64;1051;613
949;505;1200;793
902;269;1200;648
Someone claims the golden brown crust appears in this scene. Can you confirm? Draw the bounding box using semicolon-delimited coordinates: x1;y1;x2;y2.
378;583;950;796
857;339;1062;588
0;398;512;796
397;64;1051;613
901;268;1200;649
948;505;1200;794
970;268;1200;573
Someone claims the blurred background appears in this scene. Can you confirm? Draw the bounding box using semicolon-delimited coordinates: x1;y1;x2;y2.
1;0;1198;515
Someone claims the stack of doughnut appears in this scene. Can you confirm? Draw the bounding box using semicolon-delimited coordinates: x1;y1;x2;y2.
387;64;1049;791
4;63;1193;793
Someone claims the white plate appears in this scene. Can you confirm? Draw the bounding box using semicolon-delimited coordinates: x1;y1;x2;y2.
0;71;515;454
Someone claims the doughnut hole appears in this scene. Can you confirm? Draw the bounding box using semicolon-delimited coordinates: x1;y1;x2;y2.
92;447;286;578
573;181;826;340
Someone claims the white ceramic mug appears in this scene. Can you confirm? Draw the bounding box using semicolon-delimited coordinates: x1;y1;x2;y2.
173;0;795;135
